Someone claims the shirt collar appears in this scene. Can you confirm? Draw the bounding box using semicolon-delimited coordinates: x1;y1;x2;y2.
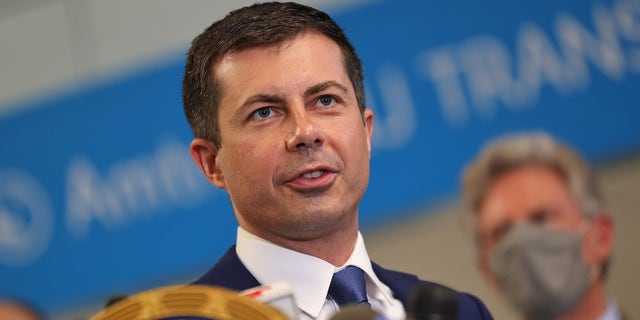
599;298;622;320
341;232;397;307
236;226;395;318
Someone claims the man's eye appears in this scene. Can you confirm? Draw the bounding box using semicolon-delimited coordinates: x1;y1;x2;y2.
252;107;273;119
529;209;552;225
316;95;334;107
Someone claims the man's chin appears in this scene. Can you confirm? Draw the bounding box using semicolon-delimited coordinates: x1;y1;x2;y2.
279;212;351;239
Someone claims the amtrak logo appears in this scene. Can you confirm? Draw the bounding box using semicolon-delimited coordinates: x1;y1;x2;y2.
0;169;53;267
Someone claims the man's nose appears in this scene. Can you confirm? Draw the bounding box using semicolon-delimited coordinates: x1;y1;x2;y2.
284;109;325;151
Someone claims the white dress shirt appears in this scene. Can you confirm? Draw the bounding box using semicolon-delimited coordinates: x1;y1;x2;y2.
236;226;406;320
599;298;622;320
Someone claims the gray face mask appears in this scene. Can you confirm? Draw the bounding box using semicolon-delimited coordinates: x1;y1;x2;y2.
489;223;592;319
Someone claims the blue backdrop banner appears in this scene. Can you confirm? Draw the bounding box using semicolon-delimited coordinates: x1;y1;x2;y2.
1;0;639;315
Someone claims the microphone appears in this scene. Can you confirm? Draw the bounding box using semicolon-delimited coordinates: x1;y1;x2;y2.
406;283;459;320
241;281;301;320
92;285;287;320
329;305;388;320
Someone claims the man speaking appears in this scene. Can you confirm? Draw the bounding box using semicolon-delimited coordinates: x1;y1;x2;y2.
182;2;493;319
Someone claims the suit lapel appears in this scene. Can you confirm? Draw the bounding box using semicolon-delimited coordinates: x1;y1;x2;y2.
371;262;421;307
193;245;261;291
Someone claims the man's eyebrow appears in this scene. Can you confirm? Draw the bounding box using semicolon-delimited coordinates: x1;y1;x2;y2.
304;80;350;98
235;94;284;119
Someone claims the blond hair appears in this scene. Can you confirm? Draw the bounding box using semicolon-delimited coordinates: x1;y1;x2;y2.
462;132;605;221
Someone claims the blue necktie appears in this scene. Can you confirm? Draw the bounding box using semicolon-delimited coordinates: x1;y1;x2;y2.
329;266;370;307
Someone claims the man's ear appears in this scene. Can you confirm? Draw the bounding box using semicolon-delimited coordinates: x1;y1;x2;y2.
363;108;374;155
586;211;614;266
190;138;226;189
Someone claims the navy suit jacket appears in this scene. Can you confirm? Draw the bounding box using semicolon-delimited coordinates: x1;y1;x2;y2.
194;245;493;319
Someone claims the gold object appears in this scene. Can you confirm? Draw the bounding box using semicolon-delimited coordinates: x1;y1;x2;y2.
90;285;288;320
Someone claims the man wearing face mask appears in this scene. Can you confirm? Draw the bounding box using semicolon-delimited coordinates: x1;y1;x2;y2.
461;132;624;320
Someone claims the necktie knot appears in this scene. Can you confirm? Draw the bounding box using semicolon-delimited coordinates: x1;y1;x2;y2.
329;266;370;307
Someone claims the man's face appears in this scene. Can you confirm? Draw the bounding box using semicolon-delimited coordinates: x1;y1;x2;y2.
200;32;373;241
476;165;584;252
475;164;611;289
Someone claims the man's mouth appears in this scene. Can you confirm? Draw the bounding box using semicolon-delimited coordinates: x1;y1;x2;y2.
283;166;336;190
302;170;325;179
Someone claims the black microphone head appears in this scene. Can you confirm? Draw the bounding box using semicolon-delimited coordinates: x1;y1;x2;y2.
406;283;459;320
330;305;386;320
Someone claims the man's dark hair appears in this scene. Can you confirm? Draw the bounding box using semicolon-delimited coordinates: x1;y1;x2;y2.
182;1;366;148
